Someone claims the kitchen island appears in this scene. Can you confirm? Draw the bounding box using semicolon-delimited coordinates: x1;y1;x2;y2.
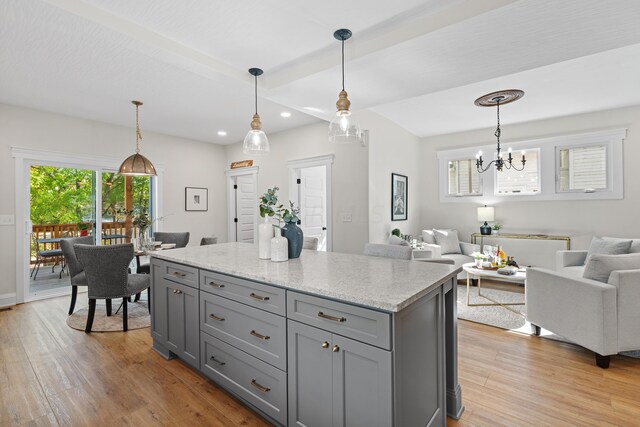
149;242;463;426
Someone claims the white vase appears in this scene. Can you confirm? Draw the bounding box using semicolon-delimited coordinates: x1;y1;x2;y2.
270;234;288;262
258;219;274;259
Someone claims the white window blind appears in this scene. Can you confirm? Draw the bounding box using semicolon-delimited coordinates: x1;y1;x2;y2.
447;159;481;196
495;150;540;194
558;145;607;191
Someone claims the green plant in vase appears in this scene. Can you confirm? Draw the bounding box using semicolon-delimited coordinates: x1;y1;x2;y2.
258;187;279;259
276;201;303;259
391;228;402;238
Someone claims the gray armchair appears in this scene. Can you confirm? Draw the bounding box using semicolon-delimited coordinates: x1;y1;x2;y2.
303;236;319;250
363;243;412;260
200;236;218;245
60;236;94;315
74;243;150;332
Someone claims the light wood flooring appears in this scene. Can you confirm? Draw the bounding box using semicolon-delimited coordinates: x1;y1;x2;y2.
1;295;639;426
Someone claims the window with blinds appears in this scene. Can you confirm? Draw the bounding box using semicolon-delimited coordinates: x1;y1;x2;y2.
495;149;540;194
558;145;607;191
447;159;481;196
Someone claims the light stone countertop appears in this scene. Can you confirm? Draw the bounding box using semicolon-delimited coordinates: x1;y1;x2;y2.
149;242;461;312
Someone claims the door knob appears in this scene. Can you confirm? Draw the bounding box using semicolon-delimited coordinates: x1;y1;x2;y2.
321;341;329;349
332;345;340;353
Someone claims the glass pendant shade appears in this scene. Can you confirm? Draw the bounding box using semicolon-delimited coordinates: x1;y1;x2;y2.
328;110;361;144
118;100;157;176
118;153;157;176
243;68;270;155
243;127;270;155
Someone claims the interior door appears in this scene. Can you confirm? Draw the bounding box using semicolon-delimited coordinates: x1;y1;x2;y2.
233;173;257;243
299;165;327;251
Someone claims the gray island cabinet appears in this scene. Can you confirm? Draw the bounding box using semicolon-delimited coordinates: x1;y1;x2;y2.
149;243;463;427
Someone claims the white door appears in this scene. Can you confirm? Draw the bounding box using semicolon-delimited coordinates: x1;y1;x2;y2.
227;171;258;243
299;166;327;251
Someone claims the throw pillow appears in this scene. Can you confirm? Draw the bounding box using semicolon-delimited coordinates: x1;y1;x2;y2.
583;253;640;283
585;237;632;263
421;229;436;245
433;229;462;255
627;239;640;254
388;235;409;246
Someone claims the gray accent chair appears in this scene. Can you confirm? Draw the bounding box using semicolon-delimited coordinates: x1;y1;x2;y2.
74;243;150;333
363;243;412;260
60;236;95;315
303;236;319;250
137;231;191;275
527;261;640;368
200;236;218;245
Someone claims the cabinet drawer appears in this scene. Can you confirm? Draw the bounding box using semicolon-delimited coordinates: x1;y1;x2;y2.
200;270;285;316
201;292;286;370
287;291;391;350
201;332;287;426
160;260;199;288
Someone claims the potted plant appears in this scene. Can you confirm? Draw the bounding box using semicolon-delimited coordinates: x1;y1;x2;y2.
277;201;303;259
258;187;288;261
391;228;402;238
77;222;91;236
470;251;488;268
492;223;503;234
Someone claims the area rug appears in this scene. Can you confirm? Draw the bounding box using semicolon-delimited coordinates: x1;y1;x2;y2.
67;301;150;332
456;284;640;359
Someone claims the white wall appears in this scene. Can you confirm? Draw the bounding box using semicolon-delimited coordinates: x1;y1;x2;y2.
419;106;640;250
0;103;227;299
225;121;369;255
364;110;422;243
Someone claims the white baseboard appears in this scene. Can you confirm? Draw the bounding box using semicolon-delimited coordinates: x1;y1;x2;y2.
0;293;17;308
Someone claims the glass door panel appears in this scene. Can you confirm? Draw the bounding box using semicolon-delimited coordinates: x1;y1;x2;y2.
29;165;95;295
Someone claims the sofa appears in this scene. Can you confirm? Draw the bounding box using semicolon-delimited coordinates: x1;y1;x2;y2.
420;229;479;280
526;237;640;368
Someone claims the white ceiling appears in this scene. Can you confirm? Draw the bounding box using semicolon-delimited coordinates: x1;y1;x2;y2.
1;0;640;144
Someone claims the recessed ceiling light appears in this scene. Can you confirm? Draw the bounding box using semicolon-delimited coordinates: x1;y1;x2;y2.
303;107;324;113
280;111;291;118
217;130;227;136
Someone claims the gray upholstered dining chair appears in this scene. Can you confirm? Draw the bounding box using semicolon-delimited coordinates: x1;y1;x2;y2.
74;243;150;333
154;231;190;248
200;236;218;245
302;236;319;250
60;235;95;315
137;231;191;275
363;243;413;260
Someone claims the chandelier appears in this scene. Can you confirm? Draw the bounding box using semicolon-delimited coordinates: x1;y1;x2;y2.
475;89;525;173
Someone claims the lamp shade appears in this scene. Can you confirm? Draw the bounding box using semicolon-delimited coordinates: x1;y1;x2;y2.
477;206;494;222
118;152;157;176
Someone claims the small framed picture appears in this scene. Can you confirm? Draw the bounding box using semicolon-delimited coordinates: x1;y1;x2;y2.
185;187;208;211
391;173;408;221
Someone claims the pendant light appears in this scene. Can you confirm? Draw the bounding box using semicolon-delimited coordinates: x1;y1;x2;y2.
118;100;157;176
243;68;270;155
474;89;526;173
328;28;361;144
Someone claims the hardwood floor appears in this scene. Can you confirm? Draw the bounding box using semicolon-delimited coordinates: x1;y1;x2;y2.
2;295;639;426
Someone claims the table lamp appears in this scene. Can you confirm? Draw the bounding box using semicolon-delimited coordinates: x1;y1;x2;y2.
477;205;494;235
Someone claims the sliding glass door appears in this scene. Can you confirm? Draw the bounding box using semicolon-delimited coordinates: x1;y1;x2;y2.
26;162;155;300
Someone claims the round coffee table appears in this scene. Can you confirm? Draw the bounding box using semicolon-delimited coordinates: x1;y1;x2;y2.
462;262;526;307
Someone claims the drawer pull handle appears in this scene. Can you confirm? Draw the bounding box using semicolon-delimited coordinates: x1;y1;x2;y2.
332;345;340;353
318;311;346;323
209;281;225;288
210;356;226;366
249;292;270;301
251;379;271;393
321;341;329;349
209;313;225;322
172;289;182;294
250;330;270;340
172;272;187;278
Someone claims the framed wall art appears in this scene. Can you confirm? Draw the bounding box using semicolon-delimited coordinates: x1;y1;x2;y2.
185;187;208;211
391;173;407;221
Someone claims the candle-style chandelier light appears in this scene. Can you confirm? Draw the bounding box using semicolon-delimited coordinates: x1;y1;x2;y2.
475;89;526;173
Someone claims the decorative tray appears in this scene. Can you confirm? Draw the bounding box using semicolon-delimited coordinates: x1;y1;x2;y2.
476;266;500;270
